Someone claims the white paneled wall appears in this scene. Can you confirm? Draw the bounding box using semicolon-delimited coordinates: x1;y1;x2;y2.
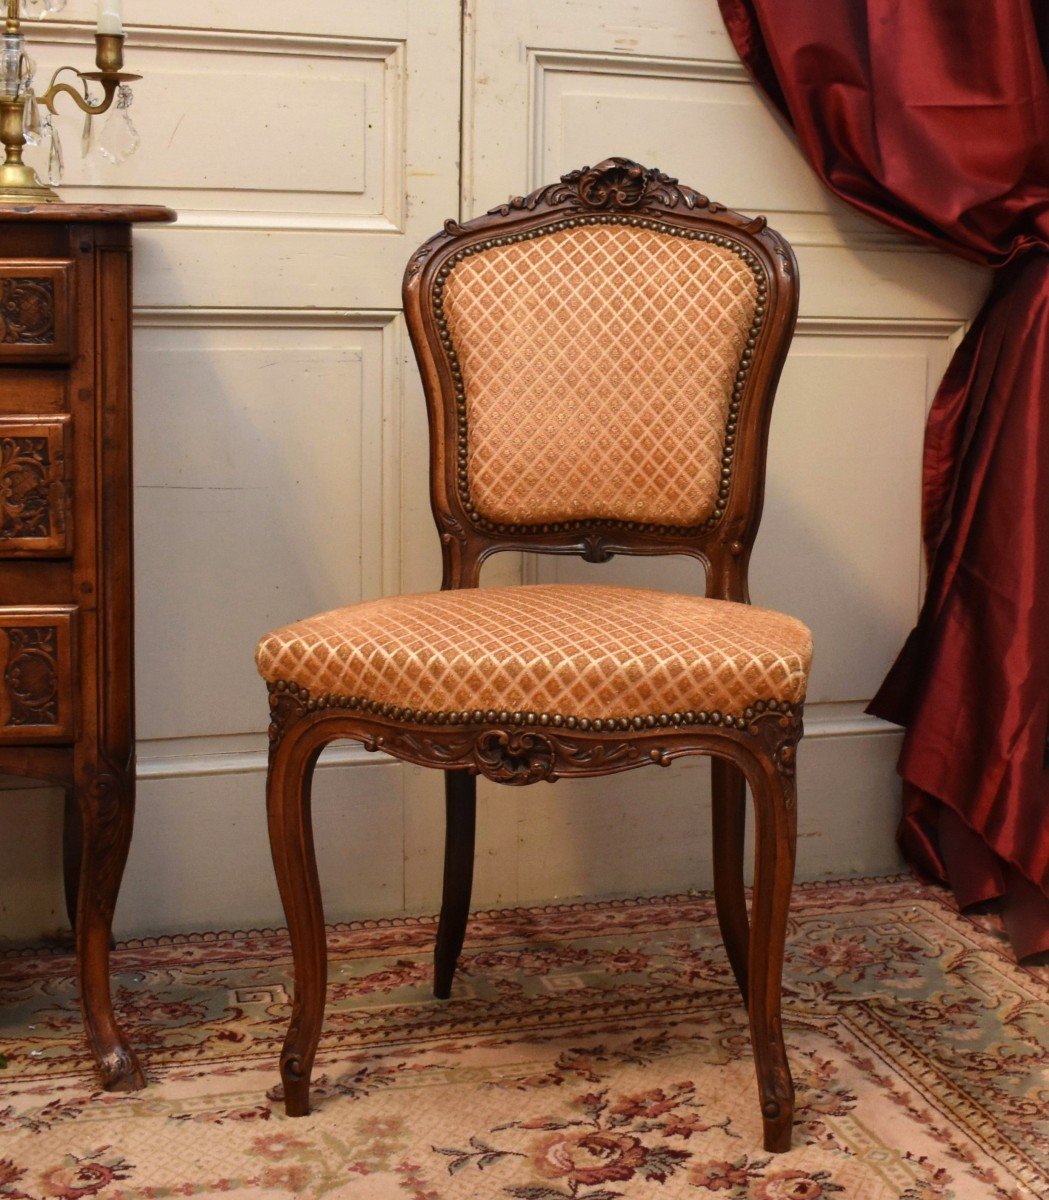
0;0;988;940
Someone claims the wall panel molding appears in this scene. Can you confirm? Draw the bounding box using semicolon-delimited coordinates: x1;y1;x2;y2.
28;25;406;233
529;47;946;253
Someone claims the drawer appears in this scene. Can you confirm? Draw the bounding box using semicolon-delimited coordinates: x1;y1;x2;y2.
0;416;72;556
0;606;76;743
0;261;74;363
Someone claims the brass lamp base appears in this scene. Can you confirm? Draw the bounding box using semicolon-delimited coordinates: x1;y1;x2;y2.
0;159;59;203
0;97;58;204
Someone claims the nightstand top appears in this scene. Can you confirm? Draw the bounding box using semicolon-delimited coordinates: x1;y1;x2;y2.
0;203;175;224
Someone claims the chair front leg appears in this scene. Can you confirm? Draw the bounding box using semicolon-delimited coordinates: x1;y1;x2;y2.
745;749;798;1154
434;769;477;999
711;757;749;1003
267;727;326;1117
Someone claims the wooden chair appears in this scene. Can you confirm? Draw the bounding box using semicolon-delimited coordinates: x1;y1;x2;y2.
257;158;809;1153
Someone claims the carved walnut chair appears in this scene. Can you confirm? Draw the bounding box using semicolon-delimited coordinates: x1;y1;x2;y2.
256;158;810;1153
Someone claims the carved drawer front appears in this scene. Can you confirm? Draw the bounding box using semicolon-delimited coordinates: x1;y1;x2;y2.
0;606;76;743
0;416;72;557
0;261;74;363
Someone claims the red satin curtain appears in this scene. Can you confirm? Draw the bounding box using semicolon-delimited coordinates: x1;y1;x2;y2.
717;0;1049;959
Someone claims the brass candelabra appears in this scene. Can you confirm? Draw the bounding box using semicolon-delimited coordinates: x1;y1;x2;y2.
0;0;139;202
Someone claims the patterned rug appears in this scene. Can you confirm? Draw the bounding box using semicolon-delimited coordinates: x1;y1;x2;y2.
0;878;1046;1199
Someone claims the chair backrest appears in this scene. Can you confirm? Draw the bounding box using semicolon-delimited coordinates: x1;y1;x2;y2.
403;158;798;598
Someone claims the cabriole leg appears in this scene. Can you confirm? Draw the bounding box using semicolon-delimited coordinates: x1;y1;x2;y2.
745;751;798;1153
267;731;326;1117
76;761;145;1091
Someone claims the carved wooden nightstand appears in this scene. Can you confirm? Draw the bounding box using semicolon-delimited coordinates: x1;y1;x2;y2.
0;204;175;1090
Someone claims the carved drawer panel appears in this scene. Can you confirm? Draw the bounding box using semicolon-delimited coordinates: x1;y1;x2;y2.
0;606;76;743
0;416;72;556
0;261;74;363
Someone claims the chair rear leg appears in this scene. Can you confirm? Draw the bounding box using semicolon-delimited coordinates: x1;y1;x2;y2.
747;755;798;1153
711;757;749;1003
267;732;326;1117
434;769;476;999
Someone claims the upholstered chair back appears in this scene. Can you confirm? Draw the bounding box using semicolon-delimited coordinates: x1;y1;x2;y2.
441;222;759;529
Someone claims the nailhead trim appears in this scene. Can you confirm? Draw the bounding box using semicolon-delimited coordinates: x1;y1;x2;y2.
270;678;799;732
431;213;768;537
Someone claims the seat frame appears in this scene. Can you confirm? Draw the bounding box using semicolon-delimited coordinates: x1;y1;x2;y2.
265;157;802;1153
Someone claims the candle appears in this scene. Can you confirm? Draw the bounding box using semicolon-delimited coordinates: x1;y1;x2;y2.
97;0;123;36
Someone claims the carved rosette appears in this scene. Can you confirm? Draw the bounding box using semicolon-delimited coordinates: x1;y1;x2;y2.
474;729;556;785
1;624;59;729
0;278;56;345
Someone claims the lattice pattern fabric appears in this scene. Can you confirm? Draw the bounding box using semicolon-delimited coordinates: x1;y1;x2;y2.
256;584;811;721
441;224;759;527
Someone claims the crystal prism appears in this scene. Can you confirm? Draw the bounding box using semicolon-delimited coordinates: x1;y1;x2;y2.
98;85;140;165
24;88;43;146
45;114;63;187
81;82;96;158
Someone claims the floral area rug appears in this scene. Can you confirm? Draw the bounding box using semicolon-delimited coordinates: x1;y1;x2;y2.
0;877;1046;1199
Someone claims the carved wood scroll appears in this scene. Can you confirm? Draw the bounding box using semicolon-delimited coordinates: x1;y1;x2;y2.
0;261;74;362
0;416;72;556
0;606;75;741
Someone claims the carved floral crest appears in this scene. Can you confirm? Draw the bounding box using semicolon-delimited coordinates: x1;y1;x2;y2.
405;157;773;286
490;156;719;217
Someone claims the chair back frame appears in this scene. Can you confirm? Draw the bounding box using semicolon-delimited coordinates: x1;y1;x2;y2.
403;157;799;601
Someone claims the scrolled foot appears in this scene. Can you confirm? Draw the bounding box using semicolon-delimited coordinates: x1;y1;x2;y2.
761;1099;793;1153
281;1056;311;1117
99;1044;146;1092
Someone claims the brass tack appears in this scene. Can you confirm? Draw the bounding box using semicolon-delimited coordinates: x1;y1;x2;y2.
553;715;564;727
566;716;578;729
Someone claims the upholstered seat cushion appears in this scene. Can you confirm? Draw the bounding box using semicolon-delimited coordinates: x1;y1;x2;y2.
256;584;811;724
